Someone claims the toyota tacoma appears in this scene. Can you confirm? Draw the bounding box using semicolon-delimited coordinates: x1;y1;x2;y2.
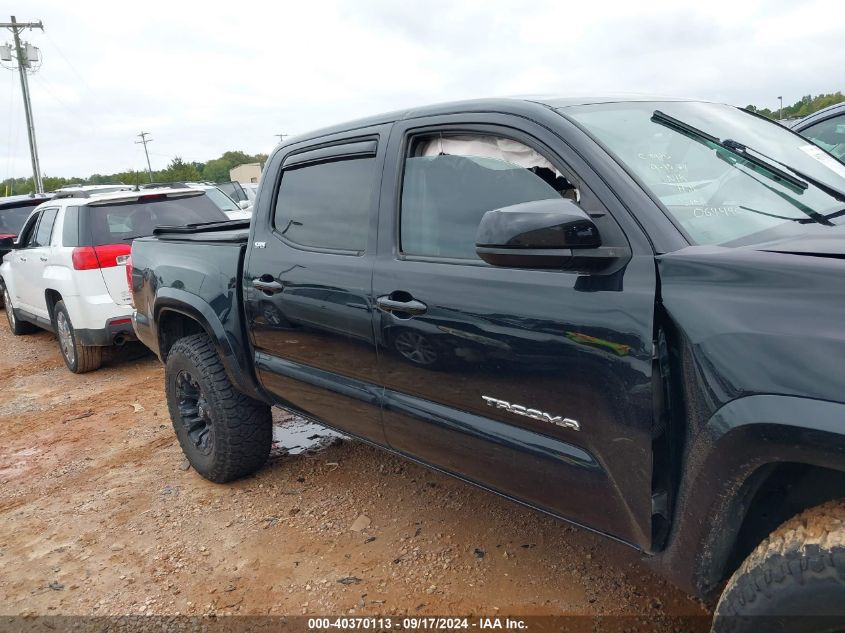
130;97;845;630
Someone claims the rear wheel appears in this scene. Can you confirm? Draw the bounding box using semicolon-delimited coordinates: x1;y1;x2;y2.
53;300;102;373
713;499;845;633
1;280;37;335
165;333;272;483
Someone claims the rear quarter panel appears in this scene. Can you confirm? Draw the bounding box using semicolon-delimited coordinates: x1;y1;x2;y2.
131;235;259;397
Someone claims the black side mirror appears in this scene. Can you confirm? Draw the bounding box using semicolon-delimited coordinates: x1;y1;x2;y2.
475;199;603;268
0;236;16;250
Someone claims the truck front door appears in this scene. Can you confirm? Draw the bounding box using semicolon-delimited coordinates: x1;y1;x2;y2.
373;115;659;549
243;127;389;445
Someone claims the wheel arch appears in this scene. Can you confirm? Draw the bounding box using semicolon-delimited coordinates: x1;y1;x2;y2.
45;288;62;323
647;395;845;598
153;288;261;400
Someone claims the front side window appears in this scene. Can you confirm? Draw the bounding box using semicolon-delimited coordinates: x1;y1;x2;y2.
401;135;578;260
274;157;375;252
17;212;40;247
801;114;845;160
204;187;239;213
33;208;59;247
566;101;845;246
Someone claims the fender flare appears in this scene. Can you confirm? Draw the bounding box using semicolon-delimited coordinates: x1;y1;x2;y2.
647;394;845;597
153;287;261;400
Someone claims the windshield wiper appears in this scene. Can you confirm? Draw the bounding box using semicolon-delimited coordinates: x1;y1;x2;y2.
651;110;810;192
724;139;845;204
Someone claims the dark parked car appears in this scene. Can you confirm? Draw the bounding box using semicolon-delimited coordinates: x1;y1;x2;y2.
0;193;52;306
130;97;845;631
791;102;845;161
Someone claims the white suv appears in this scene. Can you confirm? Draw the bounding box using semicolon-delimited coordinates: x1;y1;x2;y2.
0;188;229;373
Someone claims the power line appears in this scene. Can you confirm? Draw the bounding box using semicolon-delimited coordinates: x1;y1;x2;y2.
1;15;45;192
135;131;154;182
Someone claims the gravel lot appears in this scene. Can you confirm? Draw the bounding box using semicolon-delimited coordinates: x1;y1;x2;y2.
0;309;711;626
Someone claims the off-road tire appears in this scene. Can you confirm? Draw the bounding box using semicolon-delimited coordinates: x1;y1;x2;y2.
53;300;102;373
1;279;37;335
713;499;845;633
165;333;272;483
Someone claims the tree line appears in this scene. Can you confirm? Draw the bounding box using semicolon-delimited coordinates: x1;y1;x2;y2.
2;150;268;196
745;91;844;120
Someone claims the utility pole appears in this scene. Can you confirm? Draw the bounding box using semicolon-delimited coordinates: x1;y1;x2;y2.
275;133;288;143
1;16;45;193
778;96;783;120
135;132;154;182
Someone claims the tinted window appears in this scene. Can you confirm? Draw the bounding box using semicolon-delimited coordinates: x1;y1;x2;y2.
274;157;375;252
33;208;59;247
401;154;561;259
802;114;845;160
0;207;35;236
84;193;227;245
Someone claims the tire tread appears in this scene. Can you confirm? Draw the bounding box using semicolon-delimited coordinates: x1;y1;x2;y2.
714;500;845;631
166;333;271;483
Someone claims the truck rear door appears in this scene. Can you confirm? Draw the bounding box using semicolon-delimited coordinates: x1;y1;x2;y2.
243;126;390;445
372;114;659;549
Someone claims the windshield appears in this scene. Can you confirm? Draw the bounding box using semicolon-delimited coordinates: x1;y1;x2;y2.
565;101;845;246
203;187;239;212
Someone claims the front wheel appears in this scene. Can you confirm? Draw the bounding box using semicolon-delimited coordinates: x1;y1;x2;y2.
713;499;845;633
53;300;102;373
165;333;272;483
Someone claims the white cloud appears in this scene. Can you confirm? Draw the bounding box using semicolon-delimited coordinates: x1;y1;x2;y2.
1;0;843;179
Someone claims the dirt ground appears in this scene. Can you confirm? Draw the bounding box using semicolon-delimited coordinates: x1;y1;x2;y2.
0;311;711;626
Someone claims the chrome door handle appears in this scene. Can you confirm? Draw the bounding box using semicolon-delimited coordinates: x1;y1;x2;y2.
253;277;284;294
376;295;428;316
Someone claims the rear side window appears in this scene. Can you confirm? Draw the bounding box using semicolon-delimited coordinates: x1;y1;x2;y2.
83;193;227;245
33;208;59;247
273;157;375;253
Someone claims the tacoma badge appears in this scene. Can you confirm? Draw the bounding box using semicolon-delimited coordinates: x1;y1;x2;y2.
482;396;580;431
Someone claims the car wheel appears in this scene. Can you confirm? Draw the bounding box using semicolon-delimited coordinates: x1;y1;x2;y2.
1;280;37;336
392;329;441;368
53;300;102;373
165;333;272;483
712;499;845;633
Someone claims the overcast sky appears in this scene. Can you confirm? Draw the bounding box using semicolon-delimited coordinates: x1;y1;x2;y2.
2;0;843;179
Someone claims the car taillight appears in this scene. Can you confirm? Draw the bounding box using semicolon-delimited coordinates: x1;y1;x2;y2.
71;244;131;270
125;256;135;307
0;233;15;239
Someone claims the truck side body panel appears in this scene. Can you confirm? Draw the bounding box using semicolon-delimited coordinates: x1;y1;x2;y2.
130;98;845;601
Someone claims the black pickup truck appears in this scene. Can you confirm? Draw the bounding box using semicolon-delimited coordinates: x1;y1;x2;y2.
130;97;845;630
